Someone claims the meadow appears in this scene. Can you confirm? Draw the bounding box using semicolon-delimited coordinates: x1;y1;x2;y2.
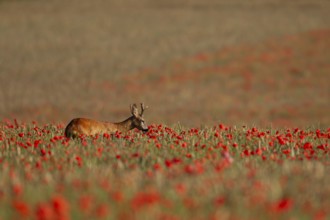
1;1;329;219
0;121;329;219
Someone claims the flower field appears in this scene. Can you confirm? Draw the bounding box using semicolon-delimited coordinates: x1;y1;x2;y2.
0;120;329;220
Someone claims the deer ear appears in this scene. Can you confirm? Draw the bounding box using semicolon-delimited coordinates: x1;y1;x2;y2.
131;104;139;117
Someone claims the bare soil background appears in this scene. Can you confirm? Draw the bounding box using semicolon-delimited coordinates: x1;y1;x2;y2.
0;0;329;127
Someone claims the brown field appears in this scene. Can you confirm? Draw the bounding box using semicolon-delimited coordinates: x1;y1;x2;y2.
1;0;329;127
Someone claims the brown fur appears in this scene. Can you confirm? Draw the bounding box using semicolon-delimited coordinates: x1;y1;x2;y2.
64;104;148;138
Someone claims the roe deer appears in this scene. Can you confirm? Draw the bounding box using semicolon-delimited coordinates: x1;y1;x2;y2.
65;103;149;138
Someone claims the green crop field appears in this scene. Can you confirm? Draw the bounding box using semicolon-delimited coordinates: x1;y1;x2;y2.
0;0;329;127
0;121;329;219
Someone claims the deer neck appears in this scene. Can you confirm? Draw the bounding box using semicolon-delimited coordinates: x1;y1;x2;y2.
114;116;135;132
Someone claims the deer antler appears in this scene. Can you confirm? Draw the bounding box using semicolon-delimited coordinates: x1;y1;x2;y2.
130;104;139;117
140;103;148;116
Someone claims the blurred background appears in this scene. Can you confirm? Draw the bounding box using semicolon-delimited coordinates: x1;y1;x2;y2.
0;0;329;128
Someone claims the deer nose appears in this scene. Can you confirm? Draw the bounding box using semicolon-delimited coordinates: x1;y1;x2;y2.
142;128;149;133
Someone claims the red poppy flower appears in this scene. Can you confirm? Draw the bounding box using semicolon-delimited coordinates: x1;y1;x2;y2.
95;204;108;218
51;195;69;216
271;197;294;213
35;202;54;220
131;191;161;210
12;200;30;217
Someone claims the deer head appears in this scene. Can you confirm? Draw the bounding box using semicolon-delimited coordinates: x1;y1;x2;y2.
130;103;149;132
